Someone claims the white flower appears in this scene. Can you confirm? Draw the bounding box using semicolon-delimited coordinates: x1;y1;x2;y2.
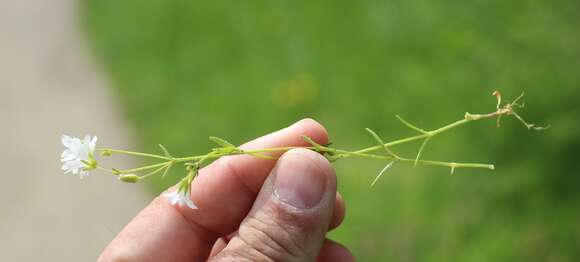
163;190;197;209
61;135;98;178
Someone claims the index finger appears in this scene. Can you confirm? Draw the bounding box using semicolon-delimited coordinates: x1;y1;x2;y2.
185;118;329;234
98;119;329;262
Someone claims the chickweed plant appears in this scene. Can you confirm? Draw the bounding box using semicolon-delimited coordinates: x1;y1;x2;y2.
60;91;547;209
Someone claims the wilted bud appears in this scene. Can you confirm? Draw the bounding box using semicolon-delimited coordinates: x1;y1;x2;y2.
119;174;140;183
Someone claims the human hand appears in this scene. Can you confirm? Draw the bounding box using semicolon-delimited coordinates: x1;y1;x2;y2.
98;119;354;262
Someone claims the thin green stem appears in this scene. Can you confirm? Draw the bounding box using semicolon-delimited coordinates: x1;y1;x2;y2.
96;166;117;175
117;162;169;174
99;106;521;181
356;111;497;155
331;149;392;160
354;133;427;155
431;118;470;135
140;165;170;180
172;146;311;162
98;148;171;160
395;115;428;134
399;157;495;170
414;136;431;166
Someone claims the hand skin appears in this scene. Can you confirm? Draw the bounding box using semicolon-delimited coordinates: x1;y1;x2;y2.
98;119;355;262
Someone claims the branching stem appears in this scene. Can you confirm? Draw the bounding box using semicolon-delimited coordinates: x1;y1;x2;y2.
93;91;544;183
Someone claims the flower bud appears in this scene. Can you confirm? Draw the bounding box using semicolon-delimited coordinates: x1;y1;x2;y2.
119;174;140;183
100;149;112;156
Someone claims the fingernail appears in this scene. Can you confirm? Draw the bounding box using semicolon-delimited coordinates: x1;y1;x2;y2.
274;150;326;209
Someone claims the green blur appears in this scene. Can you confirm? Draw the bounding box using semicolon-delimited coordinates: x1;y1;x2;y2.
82;0;580;260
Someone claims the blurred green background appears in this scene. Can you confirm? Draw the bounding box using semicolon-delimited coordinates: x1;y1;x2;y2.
82;0;579;260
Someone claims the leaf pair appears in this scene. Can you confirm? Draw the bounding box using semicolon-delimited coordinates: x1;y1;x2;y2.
209;136;275;160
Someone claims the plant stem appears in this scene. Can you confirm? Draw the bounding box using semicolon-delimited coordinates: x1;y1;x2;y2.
98;148;172;160
117;162;169;174
355;112;497;155
104;108;512;179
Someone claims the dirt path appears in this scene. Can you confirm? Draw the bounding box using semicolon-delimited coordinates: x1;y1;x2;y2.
0;0;150;260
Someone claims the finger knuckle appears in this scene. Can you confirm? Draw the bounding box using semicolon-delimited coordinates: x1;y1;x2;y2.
215;214;308;262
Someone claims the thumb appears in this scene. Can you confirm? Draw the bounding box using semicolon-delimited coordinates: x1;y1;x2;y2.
212;148;336;261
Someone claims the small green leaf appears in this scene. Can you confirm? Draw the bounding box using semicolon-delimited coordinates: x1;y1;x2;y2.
365;128;398;158
395;115;428;134
158;144;173;158
302;135;327;153
209;136;235;148
365;128;385;146
371;161;394;187
414;136;431;166
161;164;173;179
302;135;318;146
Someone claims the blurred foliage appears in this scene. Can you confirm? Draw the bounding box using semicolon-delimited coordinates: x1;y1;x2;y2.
82;0;580;260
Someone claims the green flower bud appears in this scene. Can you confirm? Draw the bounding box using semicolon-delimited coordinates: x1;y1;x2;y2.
100;149;112;156
119;174;140;183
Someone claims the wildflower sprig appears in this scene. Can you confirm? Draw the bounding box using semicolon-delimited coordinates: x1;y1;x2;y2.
60;91;547;209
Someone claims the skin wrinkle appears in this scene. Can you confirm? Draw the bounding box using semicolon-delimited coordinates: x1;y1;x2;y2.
217;236;275;262
214;149;332;262
208;237;228;258
236;150;331;261
266;202;315;257
209;204;320;261
243;214;304;261
237;222;295;262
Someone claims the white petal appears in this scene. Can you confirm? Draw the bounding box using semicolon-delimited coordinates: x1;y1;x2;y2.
60;149;70;158
61;150;77;161
79;171;90;178
89;136;98;151
69;140;83;156
62;165;72;174
172;196;180;205
61;135;73;147
163;192;175;198
184;198;197;209
61;156;76;162
167;193;179;205
62;160;85;175
61;161;72;170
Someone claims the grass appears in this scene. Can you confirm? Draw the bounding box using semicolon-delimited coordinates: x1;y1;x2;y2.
82;0;580;260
